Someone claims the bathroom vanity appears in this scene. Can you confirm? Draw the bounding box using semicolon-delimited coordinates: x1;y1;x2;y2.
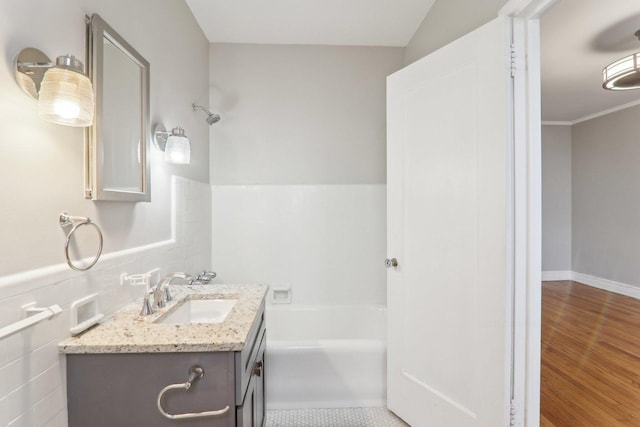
59;284;267;427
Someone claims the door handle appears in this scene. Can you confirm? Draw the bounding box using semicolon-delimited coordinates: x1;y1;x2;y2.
385;258;398;268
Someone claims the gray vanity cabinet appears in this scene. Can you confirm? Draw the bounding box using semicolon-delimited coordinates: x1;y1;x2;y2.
66;306;266;427
67;351;236;427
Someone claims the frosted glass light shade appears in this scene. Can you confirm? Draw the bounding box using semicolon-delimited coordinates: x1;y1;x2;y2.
602;52;640;90
165;129;191;164
38;67;95;127
16;71;38;98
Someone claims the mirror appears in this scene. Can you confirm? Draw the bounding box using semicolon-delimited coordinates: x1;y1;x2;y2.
86;14;150;202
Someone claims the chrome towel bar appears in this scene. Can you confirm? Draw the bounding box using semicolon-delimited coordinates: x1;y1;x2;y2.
157;366;230;420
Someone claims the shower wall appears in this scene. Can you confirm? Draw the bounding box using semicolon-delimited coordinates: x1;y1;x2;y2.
212;184;386;306
209;44;404;305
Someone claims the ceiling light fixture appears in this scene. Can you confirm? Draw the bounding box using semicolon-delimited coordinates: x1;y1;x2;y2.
602;30;640;91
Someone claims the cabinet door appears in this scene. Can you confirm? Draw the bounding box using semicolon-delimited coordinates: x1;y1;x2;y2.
237;375;257;427
254;334;266;427
67;352;236;427
236;331;266;427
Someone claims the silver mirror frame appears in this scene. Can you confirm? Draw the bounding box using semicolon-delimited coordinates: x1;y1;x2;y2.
85;13;151;202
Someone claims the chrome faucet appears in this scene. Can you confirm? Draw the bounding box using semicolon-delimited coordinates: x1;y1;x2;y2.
152;272;192;309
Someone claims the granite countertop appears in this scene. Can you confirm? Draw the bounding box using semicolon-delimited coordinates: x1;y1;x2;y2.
59;284;267;354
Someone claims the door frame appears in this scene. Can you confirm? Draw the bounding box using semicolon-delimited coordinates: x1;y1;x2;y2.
499;0;558;426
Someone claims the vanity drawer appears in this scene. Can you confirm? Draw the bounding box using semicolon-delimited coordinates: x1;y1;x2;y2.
235;301;265;404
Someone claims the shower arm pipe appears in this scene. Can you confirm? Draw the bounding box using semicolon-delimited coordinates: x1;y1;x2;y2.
192;104;211;115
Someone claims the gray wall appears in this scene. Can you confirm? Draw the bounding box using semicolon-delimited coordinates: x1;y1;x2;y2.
542;125;572;271
0;0;210;275
404;0;509;65
209;43;404;185
572;105;640;285
0;1;211;424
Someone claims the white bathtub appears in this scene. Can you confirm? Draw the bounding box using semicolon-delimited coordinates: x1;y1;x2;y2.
265;305;387;409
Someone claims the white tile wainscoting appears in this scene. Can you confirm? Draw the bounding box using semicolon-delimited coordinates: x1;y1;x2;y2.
212;184;387;307
0;177;211;427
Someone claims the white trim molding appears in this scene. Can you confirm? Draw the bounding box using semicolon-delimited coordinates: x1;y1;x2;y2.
541;121;572;126
572;272;640;300
542;99;640;127
543;271;640;300
541;270;572;281
500;0;557;18
573;99;640;125
500;1;555;423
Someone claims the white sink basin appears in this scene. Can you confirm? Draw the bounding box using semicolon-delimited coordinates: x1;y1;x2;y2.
158;299;238;324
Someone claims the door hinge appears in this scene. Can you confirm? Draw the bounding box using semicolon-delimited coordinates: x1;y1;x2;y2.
510;399;522;427
510;43;517;79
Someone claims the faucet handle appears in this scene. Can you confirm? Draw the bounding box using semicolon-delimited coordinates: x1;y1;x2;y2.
140;290;154;316
153;285;167;309
195;271;216;284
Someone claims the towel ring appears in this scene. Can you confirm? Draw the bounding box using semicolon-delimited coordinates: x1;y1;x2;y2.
59;212;103;271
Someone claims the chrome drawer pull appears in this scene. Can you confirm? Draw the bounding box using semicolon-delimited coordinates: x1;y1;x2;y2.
157;366;230;420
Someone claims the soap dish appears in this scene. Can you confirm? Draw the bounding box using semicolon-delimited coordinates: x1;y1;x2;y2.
70;293;104;335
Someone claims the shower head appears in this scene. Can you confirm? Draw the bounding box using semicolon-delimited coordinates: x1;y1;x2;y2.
206;113;221;125
192;103;221;126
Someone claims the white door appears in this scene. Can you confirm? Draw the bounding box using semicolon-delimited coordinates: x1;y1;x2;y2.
387;16;513;427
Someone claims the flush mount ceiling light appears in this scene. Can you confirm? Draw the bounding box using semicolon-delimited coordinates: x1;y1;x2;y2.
153;124;191;165
15;47;95;126
602;30;640;91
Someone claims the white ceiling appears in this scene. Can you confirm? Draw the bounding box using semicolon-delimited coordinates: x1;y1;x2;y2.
186;0;640;122
541;0;640;122
185;0;435;47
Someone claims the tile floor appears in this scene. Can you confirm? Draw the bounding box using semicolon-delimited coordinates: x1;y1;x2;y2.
266;407;409;427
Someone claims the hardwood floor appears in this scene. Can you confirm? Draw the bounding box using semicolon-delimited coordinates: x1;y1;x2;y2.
541;281;640;426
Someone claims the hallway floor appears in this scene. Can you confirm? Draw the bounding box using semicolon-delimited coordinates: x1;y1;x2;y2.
541;281;640;426
266;407;408;426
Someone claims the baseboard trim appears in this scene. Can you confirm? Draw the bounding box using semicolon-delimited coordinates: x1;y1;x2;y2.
544;271;640;300
571;272;640;300
541;271;572;281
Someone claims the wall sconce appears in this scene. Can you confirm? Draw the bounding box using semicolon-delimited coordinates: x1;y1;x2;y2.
153;124;191;165
15;48;95;127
